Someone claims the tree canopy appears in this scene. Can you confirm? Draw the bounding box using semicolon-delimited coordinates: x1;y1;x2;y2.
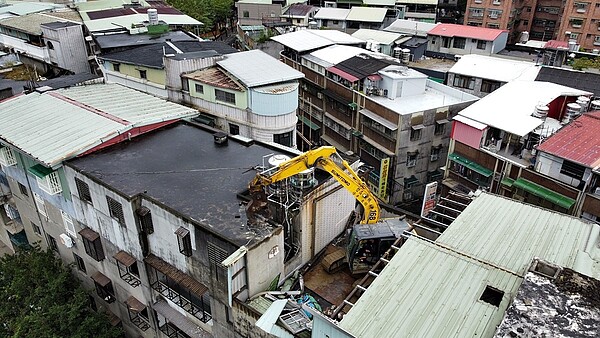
0;246;123;338
165;0;233;34
571;57;600;71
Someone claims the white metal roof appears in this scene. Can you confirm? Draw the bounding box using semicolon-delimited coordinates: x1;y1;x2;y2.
271;30;363;52
217;50;304;87
396;0;438;4
351;29;402;45
305;45;367;67
82;13;202;33
384;19;438;37
458;81;592;137
346;7;387;23
449;54;541;82
362;0;396;4
340;193;600;337
313;7;349;20
453;115;486;130
0;84;197;168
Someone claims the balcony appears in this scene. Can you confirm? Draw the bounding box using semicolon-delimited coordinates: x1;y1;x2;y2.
0;34;50;62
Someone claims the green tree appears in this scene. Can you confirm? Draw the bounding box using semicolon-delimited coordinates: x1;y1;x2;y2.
0;246;123;338
165;0;233;36
572;57;600;71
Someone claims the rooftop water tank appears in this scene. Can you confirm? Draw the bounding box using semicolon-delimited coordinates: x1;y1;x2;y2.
147;9;159;25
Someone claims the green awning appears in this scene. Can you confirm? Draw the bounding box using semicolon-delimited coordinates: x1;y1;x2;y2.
448;153;493;177
193;114;215;126
28;164;53;178
298;115;320;131
500;178;515;187
348;102;358;110
513;178;576;210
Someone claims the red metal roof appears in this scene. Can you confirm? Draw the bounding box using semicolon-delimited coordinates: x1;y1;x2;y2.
544;40;569;50
537;111;600;168
428;24;507;41
327;66;359;83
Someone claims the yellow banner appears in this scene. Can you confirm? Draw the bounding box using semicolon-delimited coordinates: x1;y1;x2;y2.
378;158;390;200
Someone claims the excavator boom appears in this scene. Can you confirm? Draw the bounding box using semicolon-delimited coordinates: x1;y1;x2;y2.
246;146;380;224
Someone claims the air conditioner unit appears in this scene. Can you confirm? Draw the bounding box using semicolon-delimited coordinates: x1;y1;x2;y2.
317;92;323;99
59;233;74;248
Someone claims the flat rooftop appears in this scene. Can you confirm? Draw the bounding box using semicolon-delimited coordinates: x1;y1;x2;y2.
67;123;297;247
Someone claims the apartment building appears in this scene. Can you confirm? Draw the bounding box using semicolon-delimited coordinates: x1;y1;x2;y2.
444;80;597;219
272;30;478;207
464;0;600;51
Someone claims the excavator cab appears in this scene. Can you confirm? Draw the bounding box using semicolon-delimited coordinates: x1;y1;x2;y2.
346;218;410;275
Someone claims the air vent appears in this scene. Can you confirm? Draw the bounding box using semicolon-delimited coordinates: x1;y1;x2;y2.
213;132;228;145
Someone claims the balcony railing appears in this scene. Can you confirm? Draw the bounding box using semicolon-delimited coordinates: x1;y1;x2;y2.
151;280;211;323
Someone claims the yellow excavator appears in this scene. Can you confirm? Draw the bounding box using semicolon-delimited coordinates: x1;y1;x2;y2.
246;146;409;275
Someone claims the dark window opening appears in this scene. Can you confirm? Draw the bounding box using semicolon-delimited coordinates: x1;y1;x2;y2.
274;132;292;147
80;228;105;261
195;83;204;94
92;272;116;303
126;296;150;331
560;160;585;180
73;253;87;273
181;77;189;91
139;70;147;79
229;123;240;135
434;122;445;135
75;178;92;204
18;183;28;197
47;235;58;252
115;251;141;287
113;63;120;72
479;286;504;306
453;37;466;49
215;89;236;104
47;41;54;50
176;227;192;257
31;221;41;236
136;207;154;234
106;196;125;225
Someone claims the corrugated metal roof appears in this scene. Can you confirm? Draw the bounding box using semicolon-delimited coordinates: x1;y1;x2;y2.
362;0;396;5
351;29;402;45
346;7;387;23
396;0;438;4
537;112;600;168
384;19;438;37
340;193;600;337
340;236;521;337
271;29;363;52
458;81;591;137
449;54;540;83
438;193;595;275
217;50;303;88
313;8;350;20
0;13;65;35
82;13;201;33
0;2;62;16
304;45;366;68
429;24;507;41
0;84;196;167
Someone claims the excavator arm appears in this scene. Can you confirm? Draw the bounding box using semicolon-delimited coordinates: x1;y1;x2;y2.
246;146;380;224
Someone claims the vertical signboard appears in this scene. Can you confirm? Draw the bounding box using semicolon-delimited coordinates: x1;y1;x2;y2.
378;158;390;201
421;182;438;217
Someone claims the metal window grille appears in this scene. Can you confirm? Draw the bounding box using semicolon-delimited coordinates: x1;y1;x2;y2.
33;192;47;218
0;147;17;167
61;211;76;236
106;196;125;225
75;178;92;204
36;171;62;195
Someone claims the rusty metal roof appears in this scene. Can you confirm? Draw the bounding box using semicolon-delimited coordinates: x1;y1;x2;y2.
125;296;146;312
79;227;100;241
114;250;136;267
91;271;111;287
184;67;244;91
144;254;208;298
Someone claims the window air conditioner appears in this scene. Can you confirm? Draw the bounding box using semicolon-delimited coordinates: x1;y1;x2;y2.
59;233;74;248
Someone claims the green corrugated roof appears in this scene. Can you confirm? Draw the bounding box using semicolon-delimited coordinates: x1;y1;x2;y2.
298;115;320;131
28;164;53;178
448;153;493;177
500;177;514;187
513;178;576;209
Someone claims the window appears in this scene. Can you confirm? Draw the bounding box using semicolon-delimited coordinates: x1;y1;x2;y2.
481;79;501;93
430;146;441;161
570;32;579;40
73;253;86;273
406;152;418;167
194;83;204;94
75;178;92;204
106;196;125;225
479;286;504;307
560;160;585;180
333;20;339;25
136;207;154;234
126;296;150;331
114;251;141;287
47;235;58;252
31;221;41;236
571;18;584;28
442;37;451;48
243;10;249;18
434;122;446;136
453;37;466;49
18;183;28;197
29;165;62;195
47;41;54;50
526;6;531;12
215;89;236;104
487;23;500;29
176;227;192;257
61;210;76;236
523;20;529;26
139;70;147;79
469;8;484;17
476;40;487;49
273;131;292;147
453;75;475;89
229;123;240;135
33;192;47;218
113;63;120;72
594;36;600;45
410;126;423;141
575;2;587;13
92;272;116;303
80;228;105;261
0;146;17;166
488;9;502;18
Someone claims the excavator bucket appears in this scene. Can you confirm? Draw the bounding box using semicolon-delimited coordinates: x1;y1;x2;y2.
246;188;271;223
